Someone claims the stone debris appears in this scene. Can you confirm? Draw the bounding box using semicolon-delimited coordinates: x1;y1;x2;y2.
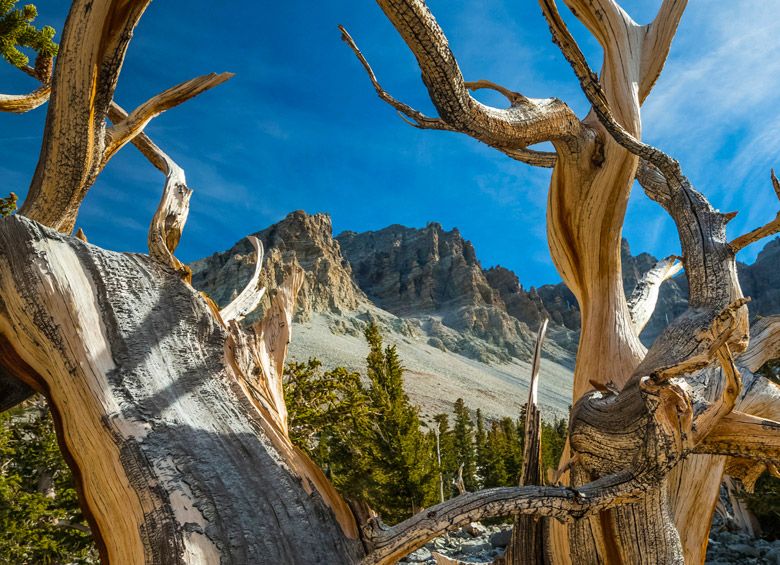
398;521;780;564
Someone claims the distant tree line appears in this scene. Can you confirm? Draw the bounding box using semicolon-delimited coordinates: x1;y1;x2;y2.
284;322;568;523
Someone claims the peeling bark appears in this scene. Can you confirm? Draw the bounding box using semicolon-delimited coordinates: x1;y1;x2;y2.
0;215;364;564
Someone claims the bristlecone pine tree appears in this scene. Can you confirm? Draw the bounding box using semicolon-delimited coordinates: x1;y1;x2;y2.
1;0;780;563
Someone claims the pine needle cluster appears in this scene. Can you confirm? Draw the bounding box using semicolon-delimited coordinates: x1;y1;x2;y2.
0;0;57;77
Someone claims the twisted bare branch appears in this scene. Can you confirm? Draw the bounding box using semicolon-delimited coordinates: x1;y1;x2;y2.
0;85;50;113
696;411;780;466
107;103;193;280
729;169;780;252
627;255;683;334
338;26;452;132
361;466;666;564
219;236;266;323
540;0;685;186
639;0;688;102
346;0;581;153
104;72;233;165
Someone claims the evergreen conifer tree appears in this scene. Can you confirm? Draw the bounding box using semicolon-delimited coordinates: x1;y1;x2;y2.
481;421;509;488
0;399;97;562
474;408;487;486
359;322;437;522
499;416;523;483
0;0;57;79
452;398;477;491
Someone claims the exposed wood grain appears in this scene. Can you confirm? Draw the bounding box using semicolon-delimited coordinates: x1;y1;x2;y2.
0;215;364;563
507;318;550;564
0;85;50;112
219;237;266;323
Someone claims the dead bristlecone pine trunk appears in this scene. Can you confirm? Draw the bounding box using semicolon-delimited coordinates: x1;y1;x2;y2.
1;0;780;563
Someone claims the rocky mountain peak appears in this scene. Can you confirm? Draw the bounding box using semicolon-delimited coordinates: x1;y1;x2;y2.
336;222;496;316
190;210;365;321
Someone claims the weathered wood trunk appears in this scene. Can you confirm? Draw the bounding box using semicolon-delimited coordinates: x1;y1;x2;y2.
0;216;364;564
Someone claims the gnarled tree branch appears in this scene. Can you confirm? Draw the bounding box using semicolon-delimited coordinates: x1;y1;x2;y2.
729;169;780;252
696;411;780;466
107;103;193;280
103;72;233;165
627;254;682;334
0;85;50;113
338;26;452;132
639;0;688;102
345;0;581;152
219;236;266;323
20;0;154;232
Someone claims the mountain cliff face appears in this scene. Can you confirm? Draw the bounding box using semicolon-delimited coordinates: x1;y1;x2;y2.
189;211;780;420
191;211;367;323
740;237;780;317
336;223;546;362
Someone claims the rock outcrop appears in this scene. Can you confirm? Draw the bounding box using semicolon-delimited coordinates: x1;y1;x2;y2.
191;211;367;322
337;223;563;363
189;211;780;422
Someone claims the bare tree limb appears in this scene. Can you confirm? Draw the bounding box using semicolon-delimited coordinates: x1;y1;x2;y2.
464;80;529;106
737;316;780;373
103;72;233;165
507;317;549;564
361;453;704;565
338;25;453;132
639;0;688;102
251;267;305;438
627;255;683;334
107;103;193;280
729;169;780;252
0;85;50;113
219;236;266;323
20;0;154;232
522;318;548;486
345;0;581;150
540;0;685;186
502;146;558;168
696;411;780;466
561;0;638;51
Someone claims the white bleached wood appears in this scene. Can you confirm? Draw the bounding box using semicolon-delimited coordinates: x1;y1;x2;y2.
627;255;683;334
219;236;266;323
0;85;50;112
103;72;233;164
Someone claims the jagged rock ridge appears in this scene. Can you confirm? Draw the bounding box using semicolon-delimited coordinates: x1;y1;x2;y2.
191;211;367;323
336;222;548;363
189;211;780;420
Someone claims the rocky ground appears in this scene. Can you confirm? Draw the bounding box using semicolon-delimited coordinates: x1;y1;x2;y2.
705;529;780;564
399;521;780;564
400;522;511;564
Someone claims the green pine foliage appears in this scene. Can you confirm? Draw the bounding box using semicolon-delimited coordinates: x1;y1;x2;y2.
0;0;57;71
481;420;510;488
0;192;17;217
284;323;438;524
452;398;478;491
0;398;97;563
431;413;458;499
284;358;367;462
541;417;568;478
359;323;438;522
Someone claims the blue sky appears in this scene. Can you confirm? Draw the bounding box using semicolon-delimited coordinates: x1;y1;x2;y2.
2;1;779;287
